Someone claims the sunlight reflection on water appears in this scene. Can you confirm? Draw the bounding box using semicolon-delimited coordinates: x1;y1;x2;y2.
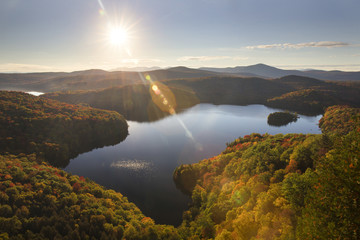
110;159;153;172
66;104;322;226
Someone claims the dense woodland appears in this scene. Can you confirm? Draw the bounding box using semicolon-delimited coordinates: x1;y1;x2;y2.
0;91;128;167
1;91;359;239
0;154;180;240
174;105;360;239
0;91;184;239
43;75;360;119
43;84;199;122
1;72;360;239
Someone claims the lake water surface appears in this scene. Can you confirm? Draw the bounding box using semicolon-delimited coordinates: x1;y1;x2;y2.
64;104;322;226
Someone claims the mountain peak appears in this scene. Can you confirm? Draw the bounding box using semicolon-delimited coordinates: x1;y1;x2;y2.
251;63;272;67
166;66;192;71
246;63;280;70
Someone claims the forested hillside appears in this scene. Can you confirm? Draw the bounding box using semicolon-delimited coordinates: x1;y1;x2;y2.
0;154;180;240
0;91;128;167
267;76;360;115
0;91;181;239
174;105;360;239
43;84;199;122
43;75;360;119
1;90;359;239
166;77;290;105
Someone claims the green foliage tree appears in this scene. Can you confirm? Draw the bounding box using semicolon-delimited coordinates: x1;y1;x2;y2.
0;91;128;167
0;154;181;239
297;129;360;239
174;106;360;239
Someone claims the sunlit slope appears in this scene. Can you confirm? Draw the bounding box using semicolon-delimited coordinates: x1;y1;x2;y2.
266;76;360;114
0;154;180;240
0;91;128;167
1;90;359;239
0;90;182;239
174;105;360;239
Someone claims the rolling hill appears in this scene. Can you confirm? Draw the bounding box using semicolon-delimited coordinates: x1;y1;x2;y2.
3;64;359;94
173;105;360;239
0;91;128;167
201;63;360;81
0;67;229;93
43;75;360;119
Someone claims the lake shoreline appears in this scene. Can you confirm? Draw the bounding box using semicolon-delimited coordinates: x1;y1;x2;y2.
65;103;322;226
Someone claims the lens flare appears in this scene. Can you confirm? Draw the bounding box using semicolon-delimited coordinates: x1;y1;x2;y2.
145;74;152;81
143;73;197;141
150;82;176;114
152;85;159;93
99;9;105;16
97;0;106;12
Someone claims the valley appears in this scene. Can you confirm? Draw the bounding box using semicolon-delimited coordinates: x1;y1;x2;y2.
1;65;359;239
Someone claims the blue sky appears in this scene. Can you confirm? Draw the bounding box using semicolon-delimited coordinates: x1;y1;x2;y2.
1;0;359;72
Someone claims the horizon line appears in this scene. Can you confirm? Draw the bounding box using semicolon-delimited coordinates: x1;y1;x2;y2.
1;63;360;74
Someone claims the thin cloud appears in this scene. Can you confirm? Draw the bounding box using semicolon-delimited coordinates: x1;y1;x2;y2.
121;58;163;65
178;56;248;61
276;64;360;71
0;63;58;73
246;41;350;50
178;56;230;61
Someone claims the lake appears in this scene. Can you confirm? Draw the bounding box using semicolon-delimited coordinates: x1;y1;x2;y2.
64;104;322;226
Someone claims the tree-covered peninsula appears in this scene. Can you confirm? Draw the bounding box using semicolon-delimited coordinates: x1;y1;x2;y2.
0;91;181;239
0;91;128;167
0;154;180;239
174;105;360;239
1;90;360;239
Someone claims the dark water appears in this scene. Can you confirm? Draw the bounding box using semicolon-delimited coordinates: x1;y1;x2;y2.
64;104;321;226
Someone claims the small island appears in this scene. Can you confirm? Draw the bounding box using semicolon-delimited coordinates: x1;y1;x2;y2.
267;111;299;126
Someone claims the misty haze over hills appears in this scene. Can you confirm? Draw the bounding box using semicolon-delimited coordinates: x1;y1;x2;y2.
0;63;359;93
200;63;360;81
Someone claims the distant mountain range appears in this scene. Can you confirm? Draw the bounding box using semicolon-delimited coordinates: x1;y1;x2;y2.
200;63;360;81
0;66;230;92
0;64;359;93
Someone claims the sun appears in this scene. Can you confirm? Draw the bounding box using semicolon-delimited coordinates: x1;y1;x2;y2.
108;25;128;47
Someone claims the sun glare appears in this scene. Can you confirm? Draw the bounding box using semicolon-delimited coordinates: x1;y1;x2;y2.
108;26;128;47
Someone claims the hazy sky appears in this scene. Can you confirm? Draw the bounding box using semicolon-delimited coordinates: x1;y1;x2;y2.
1;0;359;72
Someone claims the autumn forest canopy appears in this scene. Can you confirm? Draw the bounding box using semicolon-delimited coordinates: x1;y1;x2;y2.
0;91;128;167
1;66;360;239
2;0;360;237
